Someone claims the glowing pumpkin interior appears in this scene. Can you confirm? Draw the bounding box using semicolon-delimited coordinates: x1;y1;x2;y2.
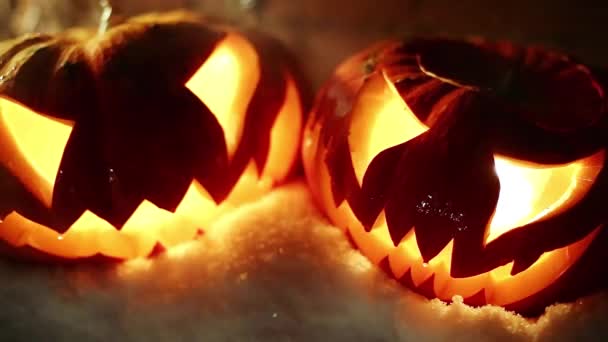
307;71;604;307
0;33;302;259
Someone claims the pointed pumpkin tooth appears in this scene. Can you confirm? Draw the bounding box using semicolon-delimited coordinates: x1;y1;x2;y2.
424;241;455;298
120;200;171;258
377;256;393;276
410;260;434;287
388;242;414;278
385;199;416;246
359;144;408;232
415;274;437;298
397;268;416;289
511;253;542;276
488;262;514;283
431;268;450;298
60;212;104;258
415;227;453;264
0;213;34;247
462;288;487;307
98;226;137;259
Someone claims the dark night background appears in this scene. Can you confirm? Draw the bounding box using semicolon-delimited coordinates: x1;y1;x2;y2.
2;0;607;88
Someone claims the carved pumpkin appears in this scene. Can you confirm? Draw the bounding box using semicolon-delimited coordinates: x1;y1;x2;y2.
303;38;608;315
0;11;303;261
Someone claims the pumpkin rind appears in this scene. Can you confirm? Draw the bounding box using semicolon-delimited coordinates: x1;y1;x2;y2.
303;37;608;315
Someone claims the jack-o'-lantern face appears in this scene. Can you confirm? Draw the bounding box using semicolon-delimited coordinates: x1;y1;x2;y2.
0;11;303;260
303;38;608;315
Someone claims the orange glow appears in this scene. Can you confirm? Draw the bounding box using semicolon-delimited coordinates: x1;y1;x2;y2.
261;76;302;180
385;224;599;305
187;33;260;158
488;152;604;242
0;33;302;259
306;71;605;306
349;73;427;184
0;98;74;207
0;162;269;258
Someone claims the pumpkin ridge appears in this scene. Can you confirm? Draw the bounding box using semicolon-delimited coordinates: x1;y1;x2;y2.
0;35;54;72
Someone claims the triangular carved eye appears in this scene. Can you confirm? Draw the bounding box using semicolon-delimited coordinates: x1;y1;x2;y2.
488;151;604;243
186;33;260;159
349;72;427;185
0;98;74;208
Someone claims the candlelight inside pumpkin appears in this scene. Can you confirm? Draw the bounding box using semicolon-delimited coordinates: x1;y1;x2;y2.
0;13;302;260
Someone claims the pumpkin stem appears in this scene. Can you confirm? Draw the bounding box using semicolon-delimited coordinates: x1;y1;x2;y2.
98;0;113;35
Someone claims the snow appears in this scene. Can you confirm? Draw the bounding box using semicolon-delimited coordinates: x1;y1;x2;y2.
0;182;607;341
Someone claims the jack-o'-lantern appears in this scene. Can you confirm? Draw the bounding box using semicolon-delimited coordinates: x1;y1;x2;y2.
303;38;608;315
0;11;303;261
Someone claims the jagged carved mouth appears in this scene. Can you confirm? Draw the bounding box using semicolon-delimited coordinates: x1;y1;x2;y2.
342;71;604;307
0;26;302;260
